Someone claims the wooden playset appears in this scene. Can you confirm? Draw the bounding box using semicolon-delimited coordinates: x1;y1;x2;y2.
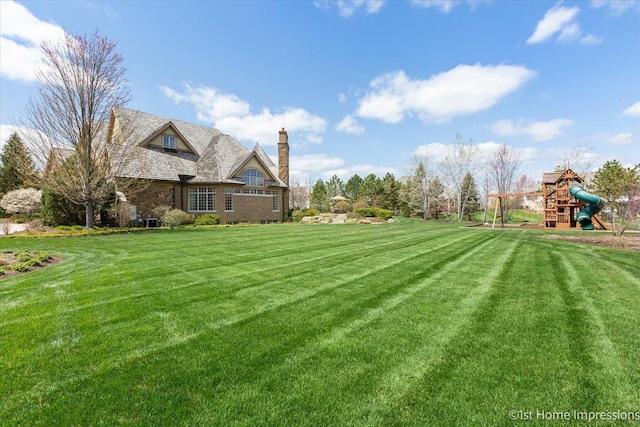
541;169;608;230
486;168;609;230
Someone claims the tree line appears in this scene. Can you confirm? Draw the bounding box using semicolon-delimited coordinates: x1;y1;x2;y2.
299;137;639;230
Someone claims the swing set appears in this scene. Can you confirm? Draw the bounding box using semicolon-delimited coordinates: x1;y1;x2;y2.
485;191;543;229
485;169;609;230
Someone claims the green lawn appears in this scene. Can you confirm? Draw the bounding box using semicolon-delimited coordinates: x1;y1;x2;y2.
1;221;639;426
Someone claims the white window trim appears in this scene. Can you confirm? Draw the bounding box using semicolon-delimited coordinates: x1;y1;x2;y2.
163;135;177;149
188;187;216;212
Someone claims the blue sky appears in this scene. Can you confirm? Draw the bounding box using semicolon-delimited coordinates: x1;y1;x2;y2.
1;0;639;186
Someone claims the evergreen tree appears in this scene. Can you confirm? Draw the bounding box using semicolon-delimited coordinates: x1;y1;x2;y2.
310;179;330;212
429;177;445;219
380;173;401;214
0;132;36;195
362;173;383;206
344;174;363;203
461;172;480;220
326;174;345;199
591;160;639;204
591;160;640;234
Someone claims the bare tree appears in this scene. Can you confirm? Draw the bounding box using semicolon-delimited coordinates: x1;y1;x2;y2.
513;174;538;210
480;166;490;224
21;30;134;228
488;144;521;227
438;134;479;222
555;141;595;179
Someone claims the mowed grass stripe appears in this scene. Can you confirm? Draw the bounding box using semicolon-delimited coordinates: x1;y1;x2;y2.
4;230;496;424
0;223;452;310
372;235;590;425
1;226;481;414
0;224;463;378
0;226;458;328
553;249;639;412
358;237;522;425
559;246;640;412
2;225;639;426
199;233;512;424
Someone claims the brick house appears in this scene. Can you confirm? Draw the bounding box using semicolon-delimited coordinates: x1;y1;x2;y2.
108;107;290;224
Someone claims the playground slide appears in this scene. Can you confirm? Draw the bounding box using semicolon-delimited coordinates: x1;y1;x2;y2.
569;184;605;230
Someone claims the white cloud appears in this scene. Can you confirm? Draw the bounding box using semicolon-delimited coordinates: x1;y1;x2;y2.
338;93;347;103
580;34;603;45
591;0;640;16
323;164;395;179
356;64;536;123
526;5;600;46
491;118;574;141
527;6;580;44
410;0;457;13
161;85;250;122
0;0;66;82
622;101;640;117
291;154;345;171
162;84;327;146
335;115;365;135
414;140;539;165
585;132;634;145
0;124;21;152
413;142;451;162
313;0;386;17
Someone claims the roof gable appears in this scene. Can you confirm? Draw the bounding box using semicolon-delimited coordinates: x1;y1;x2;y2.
228;150;278;183
107;107;286;186
138;121;197;154
542;169;583;185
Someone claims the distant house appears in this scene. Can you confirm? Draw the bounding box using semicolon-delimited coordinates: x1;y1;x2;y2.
107;107;290;224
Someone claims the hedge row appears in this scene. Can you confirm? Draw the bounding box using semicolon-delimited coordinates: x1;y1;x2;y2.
354;207;392;220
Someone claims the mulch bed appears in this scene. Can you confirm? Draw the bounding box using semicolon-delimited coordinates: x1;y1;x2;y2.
538;234;640;251
0;253;63;280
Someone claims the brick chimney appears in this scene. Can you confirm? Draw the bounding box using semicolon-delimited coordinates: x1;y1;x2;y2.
278;128;290;220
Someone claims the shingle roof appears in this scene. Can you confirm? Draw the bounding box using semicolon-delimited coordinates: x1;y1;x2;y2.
542;172;563;184
541;169;582;185
110;107;282;185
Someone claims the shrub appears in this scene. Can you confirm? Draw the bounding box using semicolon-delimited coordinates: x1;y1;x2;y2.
41;188;84;226
355;207;377;218
107;203;131;227
333;201;351;213
290;209;321;222
291;210;305;222
354;207;392;220
0;218;11;235
0;188;41;217
351;200;370;211
373;208;392;220
151;205;172;220
195;214;220;226
27;219;44;232
163;209;194;227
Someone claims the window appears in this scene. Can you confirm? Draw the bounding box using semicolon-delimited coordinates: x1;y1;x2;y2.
189;187;215;212
242;189;263;195
225;188;233;211
163;135;176;149
265;190;279;211
242;169;264;186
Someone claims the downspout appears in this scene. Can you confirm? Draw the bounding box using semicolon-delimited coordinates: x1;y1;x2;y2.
177;174;195;211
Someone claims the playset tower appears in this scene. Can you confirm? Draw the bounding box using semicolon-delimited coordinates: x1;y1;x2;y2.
541;169;608;230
